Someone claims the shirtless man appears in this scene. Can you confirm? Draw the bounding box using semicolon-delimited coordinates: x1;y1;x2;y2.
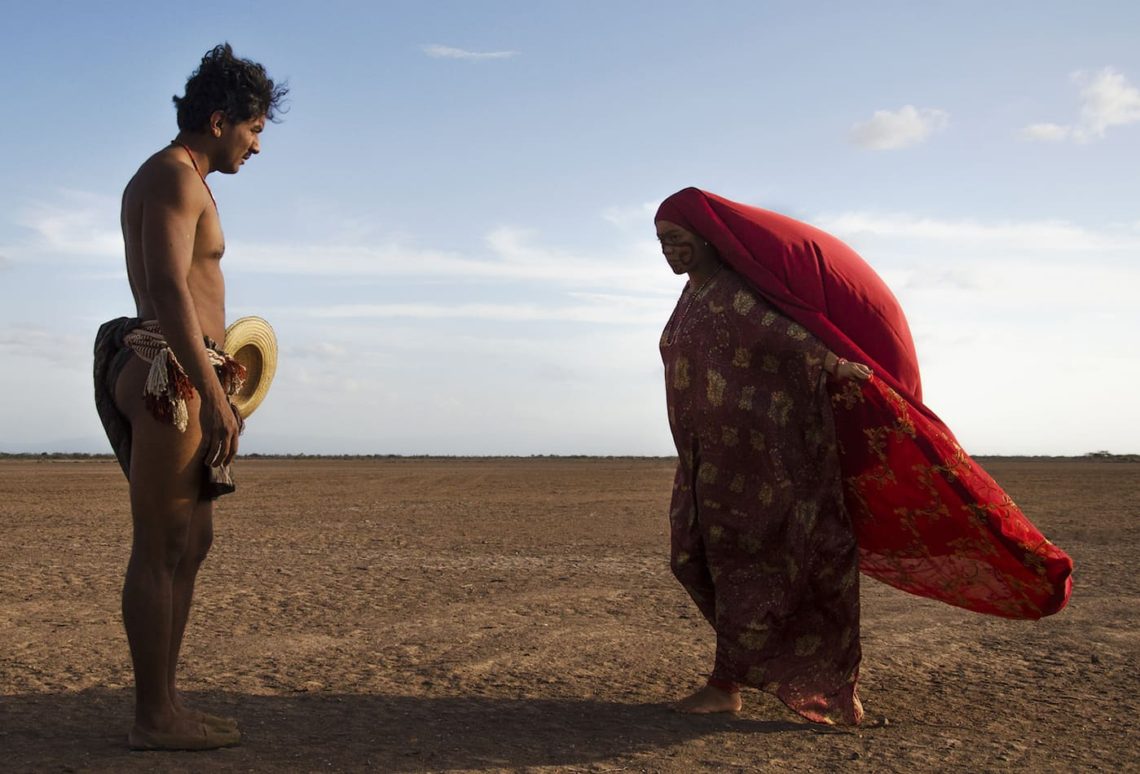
93;44;285;751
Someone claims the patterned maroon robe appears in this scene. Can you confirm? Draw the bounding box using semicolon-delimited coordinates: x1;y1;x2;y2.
661;268;862;725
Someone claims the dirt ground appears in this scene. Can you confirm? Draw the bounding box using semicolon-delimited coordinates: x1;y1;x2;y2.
0;457;1136;773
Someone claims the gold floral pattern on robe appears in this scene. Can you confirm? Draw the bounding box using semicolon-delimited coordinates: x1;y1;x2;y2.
661;269;862;725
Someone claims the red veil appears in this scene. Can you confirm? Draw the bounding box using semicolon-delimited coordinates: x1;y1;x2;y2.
656;187;1072;619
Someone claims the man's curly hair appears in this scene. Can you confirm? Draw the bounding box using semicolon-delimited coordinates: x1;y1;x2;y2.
172;43;288;132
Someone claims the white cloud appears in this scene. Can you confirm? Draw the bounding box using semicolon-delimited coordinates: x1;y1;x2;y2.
815;211;1140;254
1020;67;1140;143
602;201;659;229
287;341;349;362
0;326;90;366
812;211;1140;329
1018;123;1071;142
1;189;120;267
300;296;670;325
7;191;678;298
229;228;674;296
1074;67;1140;139
10;190;121;260
849;105;949;150
421;44;518;61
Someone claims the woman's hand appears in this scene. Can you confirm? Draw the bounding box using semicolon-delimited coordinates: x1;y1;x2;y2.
836;359;873;382
826;352;873;382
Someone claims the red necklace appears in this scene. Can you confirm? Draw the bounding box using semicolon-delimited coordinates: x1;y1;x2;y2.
172;141;217;210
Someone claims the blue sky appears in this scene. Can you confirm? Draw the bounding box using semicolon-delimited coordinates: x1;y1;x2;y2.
1;1;1138;455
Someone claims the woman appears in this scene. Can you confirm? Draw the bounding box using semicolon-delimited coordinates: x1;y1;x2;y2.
658;213;871;723
655;188;1072;724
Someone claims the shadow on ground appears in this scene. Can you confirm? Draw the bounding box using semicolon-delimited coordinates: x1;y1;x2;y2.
0;688;818;772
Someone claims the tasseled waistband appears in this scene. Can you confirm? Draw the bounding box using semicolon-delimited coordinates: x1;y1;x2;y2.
123;321;246;432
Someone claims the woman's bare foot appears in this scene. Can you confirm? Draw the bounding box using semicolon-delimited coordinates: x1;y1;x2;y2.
673;684;743;714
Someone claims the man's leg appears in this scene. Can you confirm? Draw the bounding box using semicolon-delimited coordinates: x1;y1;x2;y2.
166;499;236;728
115;358;238;748
169;502;213;681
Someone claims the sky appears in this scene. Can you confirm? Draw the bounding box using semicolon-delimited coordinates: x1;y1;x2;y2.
1;0;1138;456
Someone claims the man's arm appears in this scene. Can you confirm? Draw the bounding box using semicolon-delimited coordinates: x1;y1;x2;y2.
139;166;240;467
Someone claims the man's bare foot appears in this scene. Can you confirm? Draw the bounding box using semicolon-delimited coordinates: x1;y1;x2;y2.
128;714;241;751
187;709;238;731
172;694;238;731
673;684;743;714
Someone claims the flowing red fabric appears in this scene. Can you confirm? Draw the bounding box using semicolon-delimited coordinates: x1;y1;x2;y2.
656;187;1072;619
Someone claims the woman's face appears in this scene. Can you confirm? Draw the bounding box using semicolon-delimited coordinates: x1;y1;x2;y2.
656;220;716;276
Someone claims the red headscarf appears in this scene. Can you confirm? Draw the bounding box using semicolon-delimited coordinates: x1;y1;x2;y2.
656;187;1072;619
656;187;924;408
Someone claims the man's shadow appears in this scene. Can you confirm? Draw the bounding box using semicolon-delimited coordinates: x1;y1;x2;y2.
0;688;820;771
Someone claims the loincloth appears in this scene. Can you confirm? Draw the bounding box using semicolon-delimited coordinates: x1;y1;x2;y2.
93;318;246;500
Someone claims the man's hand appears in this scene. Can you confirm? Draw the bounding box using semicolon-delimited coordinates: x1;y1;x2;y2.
231;401;246;435
201;389;241;467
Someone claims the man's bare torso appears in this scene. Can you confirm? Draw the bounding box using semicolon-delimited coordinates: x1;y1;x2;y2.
121;145;227;342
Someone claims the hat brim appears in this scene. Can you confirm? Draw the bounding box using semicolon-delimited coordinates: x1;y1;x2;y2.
223;316;279;419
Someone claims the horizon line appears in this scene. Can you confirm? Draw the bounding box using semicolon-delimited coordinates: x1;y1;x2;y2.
2;451;1137;462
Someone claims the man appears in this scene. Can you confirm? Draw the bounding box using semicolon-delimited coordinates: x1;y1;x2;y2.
93;43;286;751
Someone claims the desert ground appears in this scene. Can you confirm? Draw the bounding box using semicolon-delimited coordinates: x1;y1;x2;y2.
0;457;1136;773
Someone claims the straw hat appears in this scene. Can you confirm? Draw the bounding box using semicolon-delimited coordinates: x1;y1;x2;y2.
223;316;279;419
